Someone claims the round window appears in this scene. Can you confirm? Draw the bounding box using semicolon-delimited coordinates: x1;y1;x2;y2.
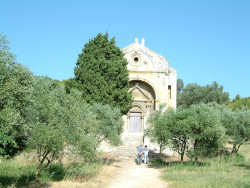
134;57;139;62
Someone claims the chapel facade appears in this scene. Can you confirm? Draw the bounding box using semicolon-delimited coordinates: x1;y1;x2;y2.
121;38;177;147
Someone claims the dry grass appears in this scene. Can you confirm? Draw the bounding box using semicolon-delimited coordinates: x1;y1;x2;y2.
0;151;119;188
161;143;250;188
48;159;118;188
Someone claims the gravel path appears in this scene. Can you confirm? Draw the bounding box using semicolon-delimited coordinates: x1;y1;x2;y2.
106;158;169;188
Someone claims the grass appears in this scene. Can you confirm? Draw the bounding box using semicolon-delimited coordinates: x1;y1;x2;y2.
160;143;250;188
1;145;249;187
0;154;104;187
0;160;36;187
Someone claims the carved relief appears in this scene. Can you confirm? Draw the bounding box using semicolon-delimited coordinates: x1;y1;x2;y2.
130;105;142;113
130;84;151;101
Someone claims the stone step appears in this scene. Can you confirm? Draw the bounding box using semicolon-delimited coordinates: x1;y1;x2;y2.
106;134;144;158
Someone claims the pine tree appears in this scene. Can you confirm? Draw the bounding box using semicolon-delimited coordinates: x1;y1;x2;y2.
74;33;133;114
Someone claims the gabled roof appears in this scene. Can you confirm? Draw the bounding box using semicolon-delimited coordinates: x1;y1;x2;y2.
122;39;168;63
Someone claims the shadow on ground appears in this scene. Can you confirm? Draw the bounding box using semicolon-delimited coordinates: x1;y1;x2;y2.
132;150;209;169
0;156;119;188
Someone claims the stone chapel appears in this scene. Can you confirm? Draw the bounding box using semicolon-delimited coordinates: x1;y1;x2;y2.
120;38;177;152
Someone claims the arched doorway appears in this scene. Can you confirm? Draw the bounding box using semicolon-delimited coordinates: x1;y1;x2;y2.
128;80;156;134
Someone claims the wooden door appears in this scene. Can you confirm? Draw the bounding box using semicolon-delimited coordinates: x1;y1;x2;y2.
129;112;142;133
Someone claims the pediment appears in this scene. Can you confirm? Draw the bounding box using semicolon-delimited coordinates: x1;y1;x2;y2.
130;84;151;101
122;41;169;72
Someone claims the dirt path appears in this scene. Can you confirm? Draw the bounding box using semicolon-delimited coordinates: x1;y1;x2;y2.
105;158;169;188
49;157;169;188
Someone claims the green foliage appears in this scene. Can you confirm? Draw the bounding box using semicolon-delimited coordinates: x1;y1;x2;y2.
209;103;250;154
178;81;230;108
25;76;124;180
146;103;225;161
59;89;100;162
0;129;17;157
223;108;249;153
26;77;69;180
0;33;34;157
0;32;16;63
230;108;250;153
72;33;133;114
0;32;125;179
89;103;123;146
187;103;225;161
62;78;78;94
171;107;194;161
227;94;250;111
146;105;174;155
26;77;102;180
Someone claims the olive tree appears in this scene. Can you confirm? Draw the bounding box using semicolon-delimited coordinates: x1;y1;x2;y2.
221;107;250;154
170;107;194;161
27;77;100;181
146;105;173;156
230;108;250;153
186;103;225;161
178;82;230;108
227;95;250;111
147;103;225;162
0;33;34;157
89;103;124;147
209;103;250;154
27;77;68;180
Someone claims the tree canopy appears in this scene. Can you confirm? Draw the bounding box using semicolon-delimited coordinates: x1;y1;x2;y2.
177;80;230;108
227;94;250;111
0;33;34;157
146;103;225;161
71;33;133;114
26;76;124;181
211;103;250;154
0;33;125;181
146;105;174;156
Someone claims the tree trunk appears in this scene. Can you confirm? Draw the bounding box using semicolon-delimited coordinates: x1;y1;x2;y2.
231;143;237;154
181;153;184;161
194;139;198;163
160;144;162;160
35;154;47;181
236;144;242;153
181;139;186;162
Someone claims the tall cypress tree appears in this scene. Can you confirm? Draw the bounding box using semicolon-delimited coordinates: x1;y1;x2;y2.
74;33;133;114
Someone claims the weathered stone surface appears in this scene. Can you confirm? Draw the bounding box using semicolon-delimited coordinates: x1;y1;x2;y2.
121;38;177;151
100;39;177;156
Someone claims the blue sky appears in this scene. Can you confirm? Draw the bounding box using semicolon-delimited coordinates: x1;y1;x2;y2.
1;0;249;99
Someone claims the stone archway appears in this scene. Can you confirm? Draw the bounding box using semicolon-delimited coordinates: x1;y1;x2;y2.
128;80;156;134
